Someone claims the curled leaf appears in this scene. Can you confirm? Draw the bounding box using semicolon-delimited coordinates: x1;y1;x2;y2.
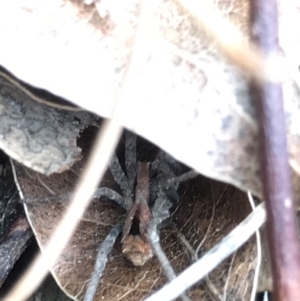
0;72;98;175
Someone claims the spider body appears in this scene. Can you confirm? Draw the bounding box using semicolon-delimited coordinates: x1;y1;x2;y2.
102;131;186;266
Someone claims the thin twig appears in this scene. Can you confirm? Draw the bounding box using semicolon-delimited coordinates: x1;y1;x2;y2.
144;202;266;301
83;224;122;301
222;251;237;300
203;276;223;301
174;0;261;78
247;192;262;301
250;1;300;300
174;0;286;83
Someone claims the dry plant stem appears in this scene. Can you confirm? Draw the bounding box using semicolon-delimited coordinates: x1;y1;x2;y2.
174;0;268;81
0;68;80;111
144;202;267;301
248;192;262;301
250;1;300;300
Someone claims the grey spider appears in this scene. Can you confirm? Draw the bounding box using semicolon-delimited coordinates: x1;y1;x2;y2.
83;130;197;301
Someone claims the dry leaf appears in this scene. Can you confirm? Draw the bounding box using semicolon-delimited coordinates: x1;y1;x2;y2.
12;128;258;301
1;0;300;200
0;70;98;174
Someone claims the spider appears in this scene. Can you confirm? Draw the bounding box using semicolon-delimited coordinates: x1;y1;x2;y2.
98;131;192;264
83;130;197;301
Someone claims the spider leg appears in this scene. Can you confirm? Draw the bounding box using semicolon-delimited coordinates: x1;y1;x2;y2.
147;220;191;301
109;153;133;209
152;150;181;179
125;131;137;193
24;188;127;209
151;151;198;202
149;151;198;234
160;170;199;190
150;150;182;208
109;153;129;193
83;224;122;301
148;191;192;301
94;187;126;209
151;151;175;178
151;194;172;226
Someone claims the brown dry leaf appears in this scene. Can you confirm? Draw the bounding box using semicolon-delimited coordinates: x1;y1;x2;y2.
1;0;300;200
12;128;258;301
0;69;98;175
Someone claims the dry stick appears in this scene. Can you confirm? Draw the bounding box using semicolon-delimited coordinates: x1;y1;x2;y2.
174;0;285;83
250;1;300;300
173;0;262;76
248;192;262;301
144;202;267;301
0;68;81;111
3;0;159;299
